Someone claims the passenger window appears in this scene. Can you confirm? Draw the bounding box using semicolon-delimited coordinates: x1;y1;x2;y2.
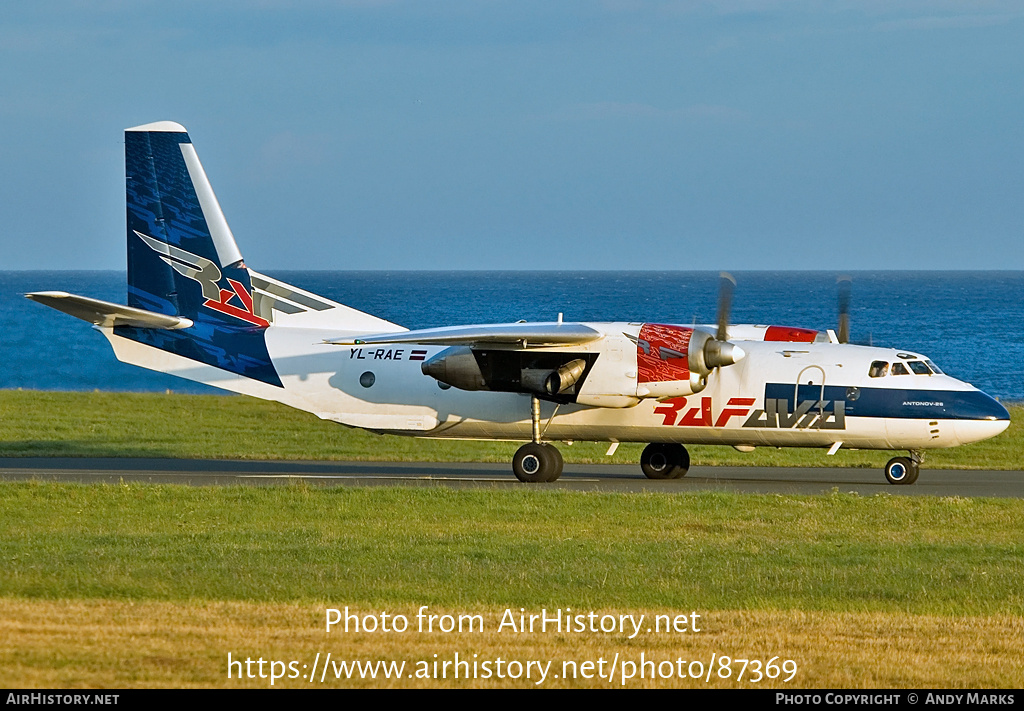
891;362;909;375
908;360;932;375
868;361;889;378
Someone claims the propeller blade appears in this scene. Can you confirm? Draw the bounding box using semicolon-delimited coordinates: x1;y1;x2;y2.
837;275;851;344
717;271;735;342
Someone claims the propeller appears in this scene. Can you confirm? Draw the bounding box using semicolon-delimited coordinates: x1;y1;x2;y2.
699;271;743;370
717;271;735;342
837;275;851;344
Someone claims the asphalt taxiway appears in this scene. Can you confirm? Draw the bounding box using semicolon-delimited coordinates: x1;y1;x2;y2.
0;458;1021;497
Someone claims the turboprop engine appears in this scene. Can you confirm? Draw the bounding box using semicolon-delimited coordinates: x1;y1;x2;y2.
632;323;744;399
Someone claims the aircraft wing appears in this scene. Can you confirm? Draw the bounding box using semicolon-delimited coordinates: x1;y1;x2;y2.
26;292;194;330
324;322;603;348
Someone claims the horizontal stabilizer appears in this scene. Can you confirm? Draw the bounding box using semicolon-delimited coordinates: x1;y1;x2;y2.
325;322;602;348
26;292;193;330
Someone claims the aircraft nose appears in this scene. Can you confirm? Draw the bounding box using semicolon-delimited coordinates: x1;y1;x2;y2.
952;392;1010;445
978;392;1010;421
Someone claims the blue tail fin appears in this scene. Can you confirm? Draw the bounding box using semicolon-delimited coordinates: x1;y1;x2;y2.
121;121;282;387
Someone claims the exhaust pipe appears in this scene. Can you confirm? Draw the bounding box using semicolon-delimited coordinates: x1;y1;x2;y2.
544;358;586;395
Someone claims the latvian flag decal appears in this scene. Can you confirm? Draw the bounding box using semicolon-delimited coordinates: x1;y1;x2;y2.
410;350;428;361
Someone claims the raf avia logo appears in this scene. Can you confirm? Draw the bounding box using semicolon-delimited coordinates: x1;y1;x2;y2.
135;231;269;327
655;397;756;427
654;396;846;430
743;398;846;430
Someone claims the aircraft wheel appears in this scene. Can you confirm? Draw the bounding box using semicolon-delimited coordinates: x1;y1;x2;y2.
640;443;690;480
544;443;564;482
884;456;918;485
513;443;562;483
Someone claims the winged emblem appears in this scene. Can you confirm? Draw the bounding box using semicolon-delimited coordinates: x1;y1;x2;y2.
134;231;269;327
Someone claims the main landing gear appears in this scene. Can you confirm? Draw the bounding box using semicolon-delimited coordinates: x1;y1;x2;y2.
510;394;695;483
884;451;922;485
512;396;564;483
512;442;563;483
640;443;690;480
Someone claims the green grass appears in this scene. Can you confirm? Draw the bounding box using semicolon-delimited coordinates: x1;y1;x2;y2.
3;392;1020;688
2;482;1022;616
0;390;1019;468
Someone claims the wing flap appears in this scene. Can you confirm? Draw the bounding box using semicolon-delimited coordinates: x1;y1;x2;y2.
324;322;602;348
26;292;194;330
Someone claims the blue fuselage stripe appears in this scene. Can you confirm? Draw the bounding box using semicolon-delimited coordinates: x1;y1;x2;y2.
764;383;1009;421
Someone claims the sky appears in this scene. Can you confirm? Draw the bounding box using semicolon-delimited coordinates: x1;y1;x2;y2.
2;1;1023;271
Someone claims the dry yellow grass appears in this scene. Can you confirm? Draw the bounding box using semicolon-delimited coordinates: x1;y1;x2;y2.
2;599;1020;688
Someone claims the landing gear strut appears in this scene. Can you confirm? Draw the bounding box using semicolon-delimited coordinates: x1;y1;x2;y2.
640;443;690;480
884;450;921;485
512;396;563;483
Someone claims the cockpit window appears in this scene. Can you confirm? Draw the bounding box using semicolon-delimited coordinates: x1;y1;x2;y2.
908;360;932;375
891;362;909;375
868;361;889;378
925;360;943;375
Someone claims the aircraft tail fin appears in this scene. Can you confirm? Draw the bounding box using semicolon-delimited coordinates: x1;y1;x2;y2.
28;121;400;391
119;121;289;385
125;121;251;318
116;121;398;388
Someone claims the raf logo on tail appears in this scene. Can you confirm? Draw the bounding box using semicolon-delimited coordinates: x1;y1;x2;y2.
134;231;270;327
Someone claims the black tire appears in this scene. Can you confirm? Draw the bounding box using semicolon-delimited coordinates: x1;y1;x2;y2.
884;456;918;485
513;443;562;483
543;443;564;482
640;443;690;480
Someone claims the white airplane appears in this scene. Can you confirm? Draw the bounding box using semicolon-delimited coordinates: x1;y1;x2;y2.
28;121;1010;485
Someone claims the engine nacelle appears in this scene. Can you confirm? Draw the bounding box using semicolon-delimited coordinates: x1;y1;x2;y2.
633;323;744;400
421;326;745;405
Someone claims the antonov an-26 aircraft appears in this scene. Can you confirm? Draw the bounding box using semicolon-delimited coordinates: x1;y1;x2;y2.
29;121;1010;485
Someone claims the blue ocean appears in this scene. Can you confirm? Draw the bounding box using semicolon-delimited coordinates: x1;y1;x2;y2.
3;271;1022;401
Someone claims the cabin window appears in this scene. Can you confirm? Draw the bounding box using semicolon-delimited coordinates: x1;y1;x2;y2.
868;361;889;378
359;371;376;388
891;362;909;376
908;360;932;375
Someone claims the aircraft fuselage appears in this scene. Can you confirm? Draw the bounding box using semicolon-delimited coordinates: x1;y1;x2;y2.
103;321;1009;452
